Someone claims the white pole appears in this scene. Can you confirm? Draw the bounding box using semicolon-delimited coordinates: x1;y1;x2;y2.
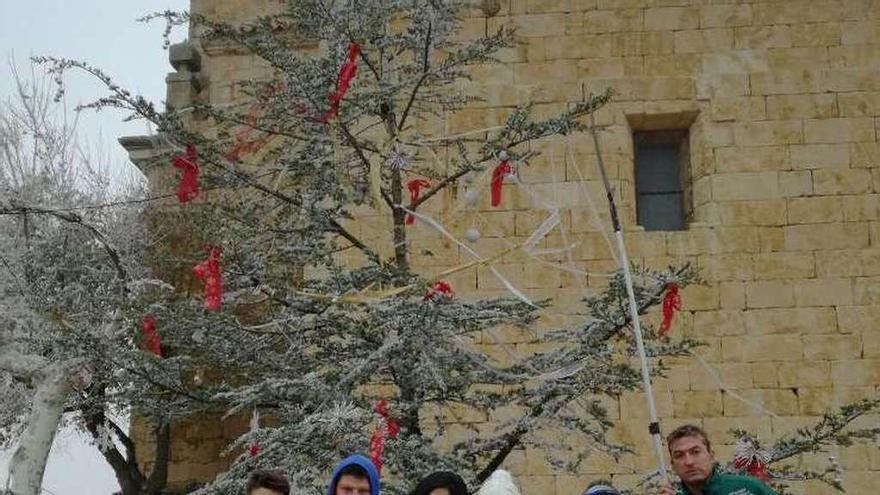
613;230;668;480
588;111;668;480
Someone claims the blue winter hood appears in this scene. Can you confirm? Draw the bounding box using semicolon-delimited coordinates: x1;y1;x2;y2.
326;454;380;495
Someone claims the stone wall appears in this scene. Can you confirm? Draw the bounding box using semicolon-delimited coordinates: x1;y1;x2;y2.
139;1;880;493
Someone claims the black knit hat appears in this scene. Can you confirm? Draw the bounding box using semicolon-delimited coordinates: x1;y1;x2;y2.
412;471;469;495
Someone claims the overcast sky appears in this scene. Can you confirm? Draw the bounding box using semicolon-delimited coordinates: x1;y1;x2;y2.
1;0;190;183
1;2;189;493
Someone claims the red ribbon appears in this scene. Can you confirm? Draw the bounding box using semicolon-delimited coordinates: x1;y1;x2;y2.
171;145;199;203
490;160;512;207
140;315;162;357
192;246;223;311
660;282;681;337
734;456;770;483
321;43;361;123
405;179;430;225
423;281;454;303
368;400;399;475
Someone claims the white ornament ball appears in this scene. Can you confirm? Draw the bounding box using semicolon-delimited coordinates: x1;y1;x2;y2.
465;228;481;242
498;150;509;161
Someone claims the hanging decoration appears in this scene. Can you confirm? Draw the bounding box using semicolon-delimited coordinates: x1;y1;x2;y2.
225;82;288;161
321;42;361;123
423;281;454;303
733;438;770;483
248;408;260;458
659;282;681;337
465;228;481;243
405;179;431;225
140;315;162;357
171;144;200;203
193;246;223;311
490;158;512;207
368;399;400;475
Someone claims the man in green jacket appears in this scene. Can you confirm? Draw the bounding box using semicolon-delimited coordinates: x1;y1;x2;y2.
656;424;777;495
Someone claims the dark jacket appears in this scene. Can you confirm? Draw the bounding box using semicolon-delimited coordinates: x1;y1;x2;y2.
326;455;381;495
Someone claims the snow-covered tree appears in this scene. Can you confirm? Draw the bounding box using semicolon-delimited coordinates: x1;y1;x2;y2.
0;67;174;495
27;1;879;494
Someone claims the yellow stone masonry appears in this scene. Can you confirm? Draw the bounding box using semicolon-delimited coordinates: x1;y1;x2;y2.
139;1;880;493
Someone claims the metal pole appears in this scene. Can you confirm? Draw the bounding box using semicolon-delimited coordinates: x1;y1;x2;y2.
588;112;668;480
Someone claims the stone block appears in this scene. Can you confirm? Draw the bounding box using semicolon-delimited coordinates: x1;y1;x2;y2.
831;359;880;386
790;22;842;47
778;170;814;197
644;7;699;31
709;97;766;122
783;223;869;250
733;120;803;146
489;13;569;38
777;361;831;388
838;92;880;117
841;20;880;45
722;388;799;416
612;32;674;56
822;69;880;92
734;26;792;49
765;94;837;120
674;29;734;54
830;44;880;68
703;416;772;443
712;172;780;201
690;362;754;390
698;253;754;282
744;307;837;334
750;70;821;95
673;390;723;417
715;200;787;226
545;34;614;60
719;281;746;309
786;196;844;224
751;362;778;388
817;248;880;277
514;60;578;84
700;5;753;28
723;334;804;362
580;9;644;34
643;54;701;76
693;310;745;336
854;275;880;304
745;280;795;308
714;146;788;172
803;117;876;143
767;46;831;70
813;169;873;195
790;143;851;169
850;142;880;167
803;334;862;360
752;252;816;279
794;277;854;306
695;73;749;99
702;50;769;74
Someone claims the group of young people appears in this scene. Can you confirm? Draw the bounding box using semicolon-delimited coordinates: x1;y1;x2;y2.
245;424;777;495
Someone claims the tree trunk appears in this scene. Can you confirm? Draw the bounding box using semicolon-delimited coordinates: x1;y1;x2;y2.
7;363;71;495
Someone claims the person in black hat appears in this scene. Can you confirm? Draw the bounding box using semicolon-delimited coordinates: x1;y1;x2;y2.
583;480;619;495
412;471;469;495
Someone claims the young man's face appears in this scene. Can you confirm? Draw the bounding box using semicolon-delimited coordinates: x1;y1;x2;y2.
335;474;371;495
669;435;714;485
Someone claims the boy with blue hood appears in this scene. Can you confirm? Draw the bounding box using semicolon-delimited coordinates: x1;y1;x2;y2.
327;454;381;495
